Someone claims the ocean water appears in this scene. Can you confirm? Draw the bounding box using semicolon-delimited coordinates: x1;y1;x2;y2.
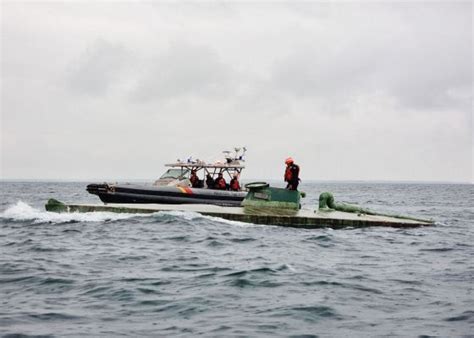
0;181;473;337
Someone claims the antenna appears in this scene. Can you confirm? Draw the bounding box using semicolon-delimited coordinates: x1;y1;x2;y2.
238;146;247;161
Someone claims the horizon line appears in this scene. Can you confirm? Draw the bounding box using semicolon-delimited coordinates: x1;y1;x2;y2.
0;178;472;185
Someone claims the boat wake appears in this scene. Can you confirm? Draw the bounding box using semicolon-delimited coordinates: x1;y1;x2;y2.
201;214;262;227
153;210;205;221
1;201;257;227
153;210;258;227
0;201;147;224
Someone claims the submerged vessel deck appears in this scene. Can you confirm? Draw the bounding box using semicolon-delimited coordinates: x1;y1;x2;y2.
45;200;434;229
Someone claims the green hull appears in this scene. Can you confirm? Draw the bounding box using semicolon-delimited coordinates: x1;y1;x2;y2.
45;183;433;229
241;183;301;210
45;199;433;229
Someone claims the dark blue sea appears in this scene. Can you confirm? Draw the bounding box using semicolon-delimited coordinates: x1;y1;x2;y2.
1;181;473;337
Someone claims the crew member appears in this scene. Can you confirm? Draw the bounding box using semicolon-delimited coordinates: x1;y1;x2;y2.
229;174;241;191
284;157;300;190
215;173;227;190
190;170;200;188
205;174;215;189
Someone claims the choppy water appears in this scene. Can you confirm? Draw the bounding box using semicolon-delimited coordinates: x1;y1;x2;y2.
1;181;473;337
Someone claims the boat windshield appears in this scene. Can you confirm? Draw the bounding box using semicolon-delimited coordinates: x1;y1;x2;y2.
159;168;189;179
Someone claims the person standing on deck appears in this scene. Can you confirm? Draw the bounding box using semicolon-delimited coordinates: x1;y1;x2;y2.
284;157;300;191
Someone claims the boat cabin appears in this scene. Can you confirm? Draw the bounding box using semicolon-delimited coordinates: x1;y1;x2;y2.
153;148;247;190
154;162;245;189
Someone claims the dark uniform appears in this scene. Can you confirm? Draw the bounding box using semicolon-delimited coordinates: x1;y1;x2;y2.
190;171;200;188
206;174;214;189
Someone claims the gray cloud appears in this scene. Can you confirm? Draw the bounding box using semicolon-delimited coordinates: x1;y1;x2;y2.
132;42;233;102
268;2;472;113
66;39;131;96
1;2;472;182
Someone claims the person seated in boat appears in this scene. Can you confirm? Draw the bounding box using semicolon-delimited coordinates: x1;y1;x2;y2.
215;173;227;190
205;174;215;189
284;157;300;191
190;170;200;188
229;174;240;191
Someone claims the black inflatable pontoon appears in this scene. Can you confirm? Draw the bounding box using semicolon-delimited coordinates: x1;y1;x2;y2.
87;183;247;207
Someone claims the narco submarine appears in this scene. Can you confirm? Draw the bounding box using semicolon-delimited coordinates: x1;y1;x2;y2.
47;148;434;230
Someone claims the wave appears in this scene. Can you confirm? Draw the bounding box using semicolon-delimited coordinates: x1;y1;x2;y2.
201;214;264;228
153;210;259;228
0;201;258;227
0;201;148;224
153;210;205;221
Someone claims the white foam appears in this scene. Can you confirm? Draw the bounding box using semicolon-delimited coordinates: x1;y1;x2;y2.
154;210;259;227
280;263;297;272
154;210;205;221
201;214;263;228
1;201;262;228
0;201;146;224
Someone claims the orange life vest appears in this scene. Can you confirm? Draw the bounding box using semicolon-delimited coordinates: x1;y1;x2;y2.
230;178;240;191
216;177;226;189
284;167;293;181
285;164;300;182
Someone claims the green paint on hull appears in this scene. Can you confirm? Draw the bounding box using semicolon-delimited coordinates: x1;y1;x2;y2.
45;184;434;229
318;192;433;223
243;184;301;210
44;199;434;229
45;199;68;212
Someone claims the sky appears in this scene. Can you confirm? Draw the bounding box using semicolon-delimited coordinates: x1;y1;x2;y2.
1;1;472;182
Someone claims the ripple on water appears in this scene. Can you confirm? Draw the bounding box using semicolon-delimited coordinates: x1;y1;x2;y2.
223;266;287;288
0;183;472;336
39;277;75;286
229;277;283;288
228;237;257;243
160;264;231;273
26;312;82;321
0;275;75;295
117;255;148;261
3;334;55;338
444;310;474;323
61;228;82;233
207;239;226;247
304;234;333;242
28;245;70;253
264;305;343;323
224;267;277;277
136;287;163;295
137;299;171;307
419;247;456;252
299;279;383;295
388;278;424;285
163;235;190;241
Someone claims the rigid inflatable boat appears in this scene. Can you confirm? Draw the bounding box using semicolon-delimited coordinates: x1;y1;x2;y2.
87;148;248;207
86;183;247;206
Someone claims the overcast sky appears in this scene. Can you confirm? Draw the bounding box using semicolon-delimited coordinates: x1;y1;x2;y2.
1;1;472;182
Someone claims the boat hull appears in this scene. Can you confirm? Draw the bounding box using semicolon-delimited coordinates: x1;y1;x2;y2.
45;199;434;229
86;183;246;207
